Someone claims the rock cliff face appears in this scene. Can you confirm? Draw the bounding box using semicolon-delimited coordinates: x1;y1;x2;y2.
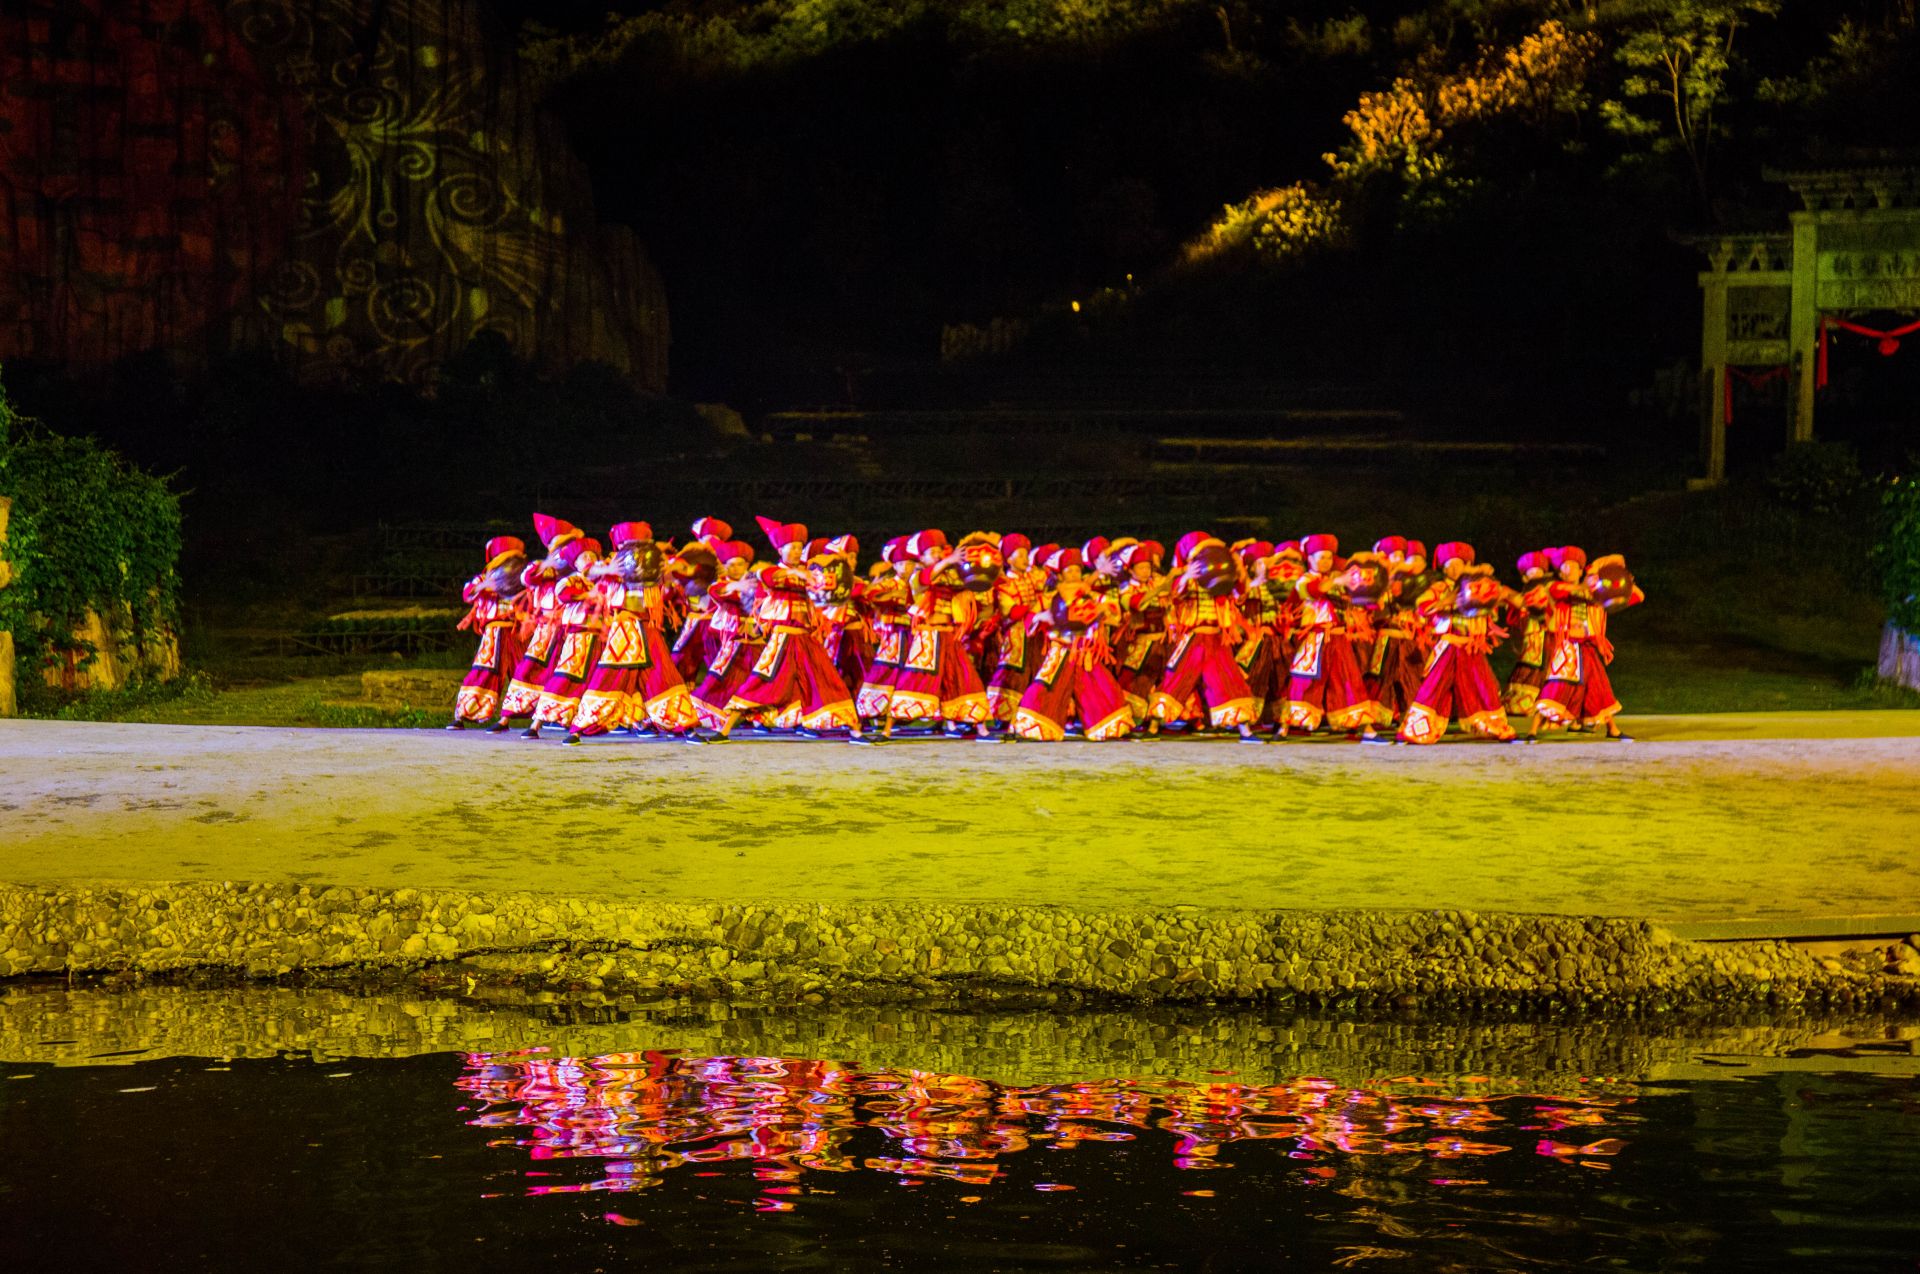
0;0;666;389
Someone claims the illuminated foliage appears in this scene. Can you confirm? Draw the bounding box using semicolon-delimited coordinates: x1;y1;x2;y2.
0;368;182;687
520;0;1198;88
1188;20;1598;264
1876;472;1920;634
1599;0;1780;210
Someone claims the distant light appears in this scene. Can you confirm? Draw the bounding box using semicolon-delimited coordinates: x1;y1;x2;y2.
1071;301;1081;313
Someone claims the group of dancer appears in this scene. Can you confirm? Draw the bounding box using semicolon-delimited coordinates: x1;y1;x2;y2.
448;514;1644;746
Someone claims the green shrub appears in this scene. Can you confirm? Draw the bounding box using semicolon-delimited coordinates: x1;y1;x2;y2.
0;366;183;685
1764;440;1866;515
1875;472;1920;633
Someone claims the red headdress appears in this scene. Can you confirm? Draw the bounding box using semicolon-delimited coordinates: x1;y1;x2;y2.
755;515;808;550
1081;536;1110;564
1275;540;1303;559
484;536;526;569
532;513;582;551
1119;540;1165;569
1235;539;1274;565
1548;545;1588;571
1173;530;1218;568
1032;543;1059;569
1404;539;1428;561
609;521;652;547
826;534;858;559
714;540;755;566
1516;550;1544;576
1373;535;1408;557
1434;541;1476;568
1048;547;1085;573
556;537;600;570
1300;533;1338;558
1000;532;1032;558
881;536;910;566
690;517;732;543
905;529;950;559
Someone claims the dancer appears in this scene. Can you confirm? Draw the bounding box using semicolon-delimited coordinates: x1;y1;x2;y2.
1278;535;1372;738
1013;548;1134;741
1502;550;1554;716
495;514;584;729
450;536;527;728
1232;540;1285;729
691;540;764;730
1150;532;1260;740
811;535;871;698
1115;540;1170;725
1526;548;1639;741
876;529;996;740
1397;555;1518;744
713;518;866;742
573;522;700;742
671;517;733;683
855;538;915;724
983;534;1045;724
526;536;605;739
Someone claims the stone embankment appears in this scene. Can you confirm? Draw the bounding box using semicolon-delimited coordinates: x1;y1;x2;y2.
4;880;1919;1011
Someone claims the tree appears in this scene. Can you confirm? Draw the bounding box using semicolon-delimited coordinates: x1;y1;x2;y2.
1600;0;1778;217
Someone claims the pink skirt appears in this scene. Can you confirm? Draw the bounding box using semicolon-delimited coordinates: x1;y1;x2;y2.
727;629;860;730
693;639;762;730
985;622;1034;722
1151;631;1256;728
1283;628;1373;732
575;619;698;733
454;623;524;723
532;625;604;728
1398;642;1514;743
1366;631;1424;726
1533;637;1621;726
1235;630;1284;726
856;625;906;719
1014;641;1134;741
499;617;561;718
883;628;990;724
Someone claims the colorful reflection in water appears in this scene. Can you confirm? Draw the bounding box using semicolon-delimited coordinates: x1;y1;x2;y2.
458;1050;1637;1208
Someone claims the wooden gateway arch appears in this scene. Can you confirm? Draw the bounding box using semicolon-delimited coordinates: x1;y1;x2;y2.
1690;165;1920;483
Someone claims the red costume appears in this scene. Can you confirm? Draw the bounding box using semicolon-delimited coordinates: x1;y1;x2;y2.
691;541;764;730
810;535;871;697
452;536;527;724
855;538;914;720
881;530;992;726
671;518;732;683
1397;547;1515;744
1014;552;1133;741
1115;541;1170;724
1502;550;1554;716
1151;533;1258;729
725;518;861;731
1282;535;1372;733
1231;540;1285;726
984;533;1045;723
499;515;584;720
574;523;700;736
531;537;606;731
1533;547;1635;729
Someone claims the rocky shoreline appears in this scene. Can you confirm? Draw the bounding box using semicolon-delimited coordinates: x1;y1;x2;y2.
5;879;1920;1014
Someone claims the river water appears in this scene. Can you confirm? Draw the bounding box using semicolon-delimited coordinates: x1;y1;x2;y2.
2;984;1917;1271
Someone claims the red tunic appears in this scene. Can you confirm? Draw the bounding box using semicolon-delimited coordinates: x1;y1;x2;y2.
1282;573;1371;732
726;563;859;730
1151;586;1257;728
453;574;525;722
